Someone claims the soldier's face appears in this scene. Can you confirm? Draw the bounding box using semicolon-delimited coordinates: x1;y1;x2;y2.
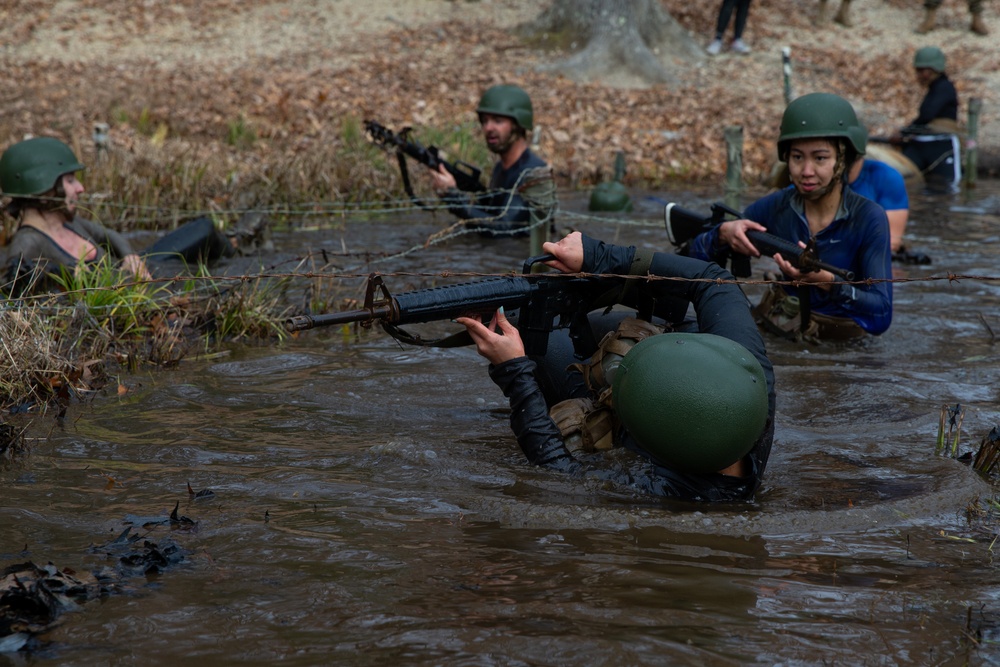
787;139;840;201
59;173;85;214
915;67;936;87
479;113;518;155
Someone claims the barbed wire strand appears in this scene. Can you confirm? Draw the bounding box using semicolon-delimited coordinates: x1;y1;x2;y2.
3;185;998;314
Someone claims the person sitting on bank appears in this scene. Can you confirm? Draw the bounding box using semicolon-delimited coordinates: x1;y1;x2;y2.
428;84;549;238
458;231;776;502
1;136;234;295
686;92;892;342
891;46;962;189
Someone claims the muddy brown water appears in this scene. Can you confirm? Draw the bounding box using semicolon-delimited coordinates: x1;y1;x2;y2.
3;183;1000;665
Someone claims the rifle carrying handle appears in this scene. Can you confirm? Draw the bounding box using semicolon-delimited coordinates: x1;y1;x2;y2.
522;254;556;275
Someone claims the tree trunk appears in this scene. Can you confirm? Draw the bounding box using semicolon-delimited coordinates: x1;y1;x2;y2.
519;0;703;88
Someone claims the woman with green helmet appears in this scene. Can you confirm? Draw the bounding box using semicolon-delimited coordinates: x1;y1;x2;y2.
1;136;234;295
457;231;776;502
686;92;893;342
0;136;153;290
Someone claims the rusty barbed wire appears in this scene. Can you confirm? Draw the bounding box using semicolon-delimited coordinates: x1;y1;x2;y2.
4;187;998;312
3;264;998;312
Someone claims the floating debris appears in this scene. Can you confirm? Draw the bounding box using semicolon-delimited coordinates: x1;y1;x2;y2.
169;502;196;527
187;482;216;500
0;562;103;653
2;530;187;653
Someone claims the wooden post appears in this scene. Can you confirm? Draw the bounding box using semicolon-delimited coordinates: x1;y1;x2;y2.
724;125;744;211
613;150;626;183
964;97;981;189
782;46;794;106
529;126;548;262
529;214;547;262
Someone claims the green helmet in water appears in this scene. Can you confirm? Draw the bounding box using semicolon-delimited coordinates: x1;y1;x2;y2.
589;151;633;213
476;84;533;132
777;92;866;163
0;137;85;197
913;46;946;73
611;333;769;473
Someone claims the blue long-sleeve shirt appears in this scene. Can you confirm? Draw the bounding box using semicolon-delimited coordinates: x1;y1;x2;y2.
687;187;893;335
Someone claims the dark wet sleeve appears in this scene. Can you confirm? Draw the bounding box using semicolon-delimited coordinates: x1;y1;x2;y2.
580;234;774;414
488;357;580;472
440;188;529;225
650;252;776;415
580;233;635;273
685;226;730;265
2;231;54;296
3;229;42;262
824;203;893;335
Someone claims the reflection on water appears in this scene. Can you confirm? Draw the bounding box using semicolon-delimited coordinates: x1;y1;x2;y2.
3;183;1000;665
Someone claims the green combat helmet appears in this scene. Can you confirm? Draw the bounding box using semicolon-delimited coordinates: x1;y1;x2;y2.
0;137;85;197
612;333;769;473
476;84;533;131
913;46;946;73
588;151;633;213
848;122;869;158
777;92;865;162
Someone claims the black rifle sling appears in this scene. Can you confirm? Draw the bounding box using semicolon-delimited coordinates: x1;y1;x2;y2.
381;322;474;348
797;284;812;333
796;235;819;333
396;150;430;209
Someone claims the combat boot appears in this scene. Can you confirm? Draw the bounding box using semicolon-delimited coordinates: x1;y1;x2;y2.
834;0;853;28
916;8;936;33
971;12;989;36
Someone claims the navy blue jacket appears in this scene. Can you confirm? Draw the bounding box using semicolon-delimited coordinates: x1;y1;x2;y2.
687;187;893;334
440;148;548;235
912;73;958;126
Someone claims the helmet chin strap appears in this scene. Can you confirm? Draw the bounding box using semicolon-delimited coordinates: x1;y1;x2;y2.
29;184;73;217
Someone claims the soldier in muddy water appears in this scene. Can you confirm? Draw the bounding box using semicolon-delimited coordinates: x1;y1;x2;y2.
427;84;550;238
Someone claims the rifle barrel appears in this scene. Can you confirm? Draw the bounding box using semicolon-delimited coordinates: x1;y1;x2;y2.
285;305;394;332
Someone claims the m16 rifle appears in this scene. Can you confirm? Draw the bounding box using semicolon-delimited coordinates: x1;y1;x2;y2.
663;202;855;281
365;120;485;206
285;255;626;357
